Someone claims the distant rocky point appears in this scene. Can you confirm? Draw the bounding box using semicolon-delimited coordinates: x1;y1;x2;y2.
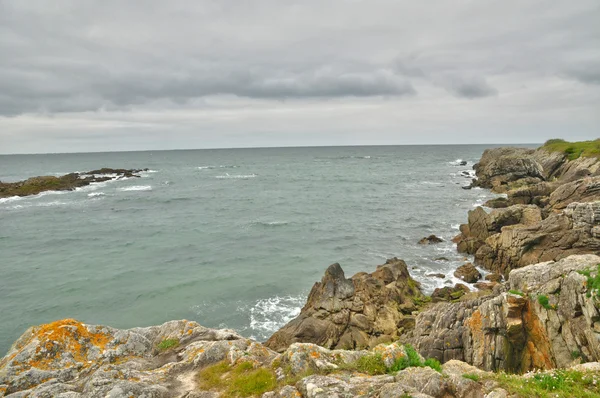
0;168;148;198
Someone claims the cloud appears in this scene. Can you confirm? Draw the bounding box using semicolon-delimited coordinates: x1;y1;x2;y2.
0;0;599;152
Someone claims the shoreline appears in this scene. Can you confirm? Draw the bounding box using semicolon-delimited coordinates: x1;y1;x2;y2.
1;141;600;396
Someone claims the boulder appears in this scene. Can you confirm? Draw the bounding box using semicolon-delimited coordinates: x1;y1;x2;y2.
419;235;444;244
431;284;470;302
454;263;482;283
473;147;544;193
265;258;425;352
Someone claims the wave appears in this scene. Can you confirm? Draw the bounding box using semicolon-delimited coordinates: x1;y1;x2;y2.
250;220;289;227
449;159;469;166
0;196;22;204
117;185;152;192
198;165;239;170
247;295;304;336
215;174;257;179
87;192;106;197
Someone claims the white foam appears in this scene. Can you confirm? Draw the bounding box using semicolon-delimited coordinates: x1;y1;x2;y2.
118;185;152;192
215;174;257;179
248;295;304;334
88;192;106;197
0;196;22;204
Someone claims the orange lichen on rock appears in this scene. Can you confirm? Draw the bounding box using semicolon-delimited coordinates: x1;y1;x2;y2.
13;319;113;371
522;304;554;370
466;310;485;362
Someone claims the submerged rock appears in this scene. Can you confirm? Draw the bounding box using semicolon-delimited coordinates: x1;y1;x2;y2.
264;258;425;352
418;235;444;244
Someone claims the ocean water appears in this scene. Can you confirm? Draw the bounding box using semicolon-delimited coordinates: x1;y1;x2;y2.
0;145;532;355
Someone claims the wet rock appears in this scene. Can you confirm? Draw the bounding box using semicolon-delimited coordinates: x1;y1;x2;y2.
454;263;482;283
265;258;425;352
419;235;444;244
427;273;446;279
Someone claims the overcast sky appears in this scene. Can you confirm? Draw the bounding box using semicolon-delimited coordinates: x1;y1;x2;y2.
0;0;599;154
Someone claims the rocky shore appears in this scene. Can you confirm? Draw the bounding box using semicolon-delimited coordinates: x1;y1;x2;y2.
0;168;149;198
2;140;600;397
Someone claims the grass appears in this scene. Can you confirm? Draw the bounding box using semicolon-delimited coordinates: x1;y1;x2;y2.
509;289;525;297
581;264;600;299
492;369;600;398
197;361;277;397
156;338;179;351
463;373;480;382
354;353;387;375
542;139;600;160
388;344;441;373
537;295;556;310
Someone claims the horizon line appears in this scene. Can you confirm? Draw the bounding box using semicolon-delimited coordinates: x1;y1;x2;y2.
0;142;542;156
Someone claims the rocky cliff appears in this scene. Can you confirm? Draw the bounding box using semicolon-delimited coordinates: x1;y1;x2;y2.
265;258;424;352
455;144;600;276
3;313;600;397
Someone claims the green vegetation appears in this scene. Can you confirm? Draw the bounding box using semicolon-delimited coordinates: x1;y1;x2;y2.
581;264;600;299
463;373;480;382
493;369;600;398
571;351;581;359
353;353;387;375
197;361;277;397
389;344;441;373
508;289;525;297
542;139;600;160
537;295;555;310
156;338;179;351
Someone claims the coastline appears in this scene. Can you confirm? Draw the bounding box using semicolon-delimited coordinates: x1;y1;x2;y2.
1;141;600;397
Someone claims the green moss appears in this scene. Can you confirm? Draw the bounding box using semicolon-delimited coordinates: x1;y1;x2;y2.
463;373;480;382
542;139;600;160
584;265;600;299
157;338;179;351
492;369;600;398
197;361;277;397
571;351;581;359
508;289;525;297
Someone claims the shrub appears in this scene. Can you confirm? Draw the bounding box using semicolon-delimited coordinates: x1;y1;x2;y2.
537;295;554;310
424;358;442;372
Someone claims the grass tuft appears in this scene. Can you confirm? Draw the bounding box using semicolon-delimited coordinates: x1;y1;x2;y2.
508;289;525;297
463;373;480;382
157;338;179;351
197;360;277;397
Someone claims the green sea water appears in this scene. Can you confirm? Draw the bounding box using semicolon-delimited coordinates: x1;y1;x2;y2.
0;145;534;355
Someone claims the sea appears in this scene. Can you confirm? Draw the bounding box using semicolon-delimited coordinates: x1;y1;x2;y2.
0;145;535;356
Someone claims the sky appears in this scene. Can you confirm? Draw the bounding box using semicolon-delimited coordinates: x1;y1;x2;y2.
0;0;599;154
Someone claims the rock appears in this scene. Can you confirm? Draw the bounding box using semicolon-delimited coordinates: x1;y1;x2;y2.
431;284;470;302
426;273;446;279
265;258;425;352
394;366;449;397
474;201;600;277
407;255;600;373
435;257;449;261
454;263;482;283
0;168;148;198
419;235;444;244
459;160;468;166
485;273;502;283
296;374;395;398
483;197;510;208
0;319;278;397
474;282;497;291
473;147;544;193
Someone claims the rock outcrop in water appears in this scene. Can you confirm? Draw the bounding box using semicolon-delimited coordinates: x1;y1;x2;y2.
405;254;600;373
265;258;425;352
0;168;148;198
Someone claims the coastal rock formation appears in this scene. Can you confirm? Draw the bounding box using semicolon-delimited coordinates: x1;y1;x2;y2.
264;258;425;352
406;254;600;373
0;168;148;198
2;317;600;397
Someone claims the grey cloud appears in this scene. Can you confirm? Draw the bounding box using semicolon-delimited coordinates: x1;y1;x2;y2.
564;63;600;85
436;74;498;98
